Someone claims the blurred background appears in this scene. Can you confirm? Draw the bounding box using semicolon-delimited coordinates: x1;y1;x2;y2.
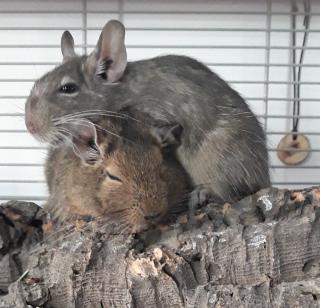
0;0;318;203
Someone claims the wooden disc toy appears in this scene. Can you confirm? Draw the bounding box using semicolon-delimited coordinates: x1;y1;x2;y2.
277;134;311;165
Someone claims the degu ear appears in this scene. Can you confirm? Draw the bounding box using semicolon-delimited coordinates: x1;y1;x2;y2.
69;121;102;165
151;124;183;150
86;20;127;83
61;30;76;61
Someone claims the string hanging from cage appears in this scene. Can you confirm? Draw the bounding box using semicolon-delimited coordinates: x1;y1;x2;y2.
291;0;311;140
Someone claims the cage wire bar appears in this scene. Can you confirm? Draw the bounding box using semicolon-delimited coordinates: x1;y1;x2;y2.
0;0;319;201
264;0;272;134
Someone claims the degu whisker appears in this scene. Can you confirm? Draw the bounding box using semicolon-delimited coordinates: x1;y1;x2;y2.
29;215;120;254
56;117;135;144
51;109;139;124
51;113;132;126
51;109;133;119
93;123;123;140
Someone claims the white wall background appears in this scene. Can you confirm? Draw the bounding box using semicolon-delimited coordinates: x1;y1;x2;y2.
0;0;319;203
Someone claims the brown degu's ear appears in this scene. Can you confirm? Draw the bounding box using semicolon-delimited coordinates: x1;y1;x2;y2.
86;20;127;82
151;124;183;149
61;30;76;60
70;121;102;164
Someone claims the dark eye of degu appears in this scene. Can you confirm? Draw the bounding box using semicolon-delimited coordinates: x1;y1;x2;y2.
59;83;78;94
106;170;122;182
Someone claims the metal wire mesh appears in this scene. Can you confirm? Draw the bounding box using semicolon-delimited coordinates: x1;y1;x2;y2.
0;0;319;202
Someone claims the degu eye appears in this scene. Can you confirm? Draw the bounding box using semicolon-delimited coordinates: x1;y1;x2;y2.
106;170;122;183
59;83;78;94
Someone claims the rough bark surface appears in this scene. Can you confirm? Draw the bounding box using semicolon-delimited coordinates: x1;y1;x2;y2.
0;187;320;308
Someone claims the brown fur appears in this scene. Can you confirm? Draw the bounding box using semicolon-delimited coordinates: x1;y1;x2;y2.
45;117;190;233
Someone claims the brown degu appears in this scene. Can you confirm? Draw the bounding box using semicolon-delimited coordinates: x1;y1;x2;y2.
45;114;190;233
26;20;270;204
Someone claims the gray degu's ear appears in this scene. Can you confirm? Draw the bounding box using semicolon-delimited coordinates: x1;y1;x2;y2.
151;124;183;149
61;30;76;60
69;121;102;165
86;20;127;83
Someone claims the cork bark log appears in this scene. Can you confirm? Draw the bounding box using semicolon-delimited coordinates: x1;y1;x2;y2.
0;186;320;308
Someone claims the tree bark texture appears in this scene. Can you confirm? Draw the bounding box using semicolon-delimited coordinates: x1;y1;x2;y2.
0;186;320;308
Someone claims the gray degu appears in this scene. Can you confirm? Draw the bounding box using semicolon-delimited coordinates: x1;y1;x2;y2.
25;20;270;214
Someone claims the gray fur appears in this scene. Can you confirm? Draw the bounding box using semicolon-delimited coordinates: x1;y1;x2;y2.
61;31;76;60
25;20;270;202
